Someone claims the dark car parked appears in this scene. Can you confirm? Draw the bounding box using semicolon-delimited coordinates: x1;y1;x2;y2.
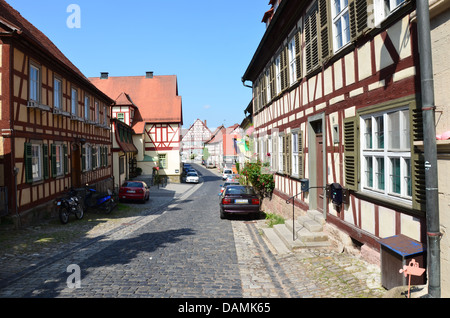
219;185;260;219
119;181;150;203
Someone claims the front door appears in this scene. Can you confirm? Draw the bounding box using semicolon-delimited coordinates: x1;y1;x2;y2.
315;132;324;212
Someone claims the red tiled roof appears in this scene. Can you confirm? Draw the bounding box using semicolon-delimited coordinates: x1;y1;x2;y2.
0;0;111;102
90;75;183;134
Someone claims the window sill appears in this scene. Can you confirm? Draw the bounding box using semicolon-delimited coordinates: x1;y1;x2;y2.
354;190;424;217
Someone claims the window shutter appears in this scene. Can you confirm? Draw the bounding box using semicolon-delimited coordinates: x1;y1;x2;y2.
318;0;332;62
63;144;68;175
24;143;33;183
344;116;359;190
295;31;302;80
273;134;278;172
410;105;426;211
51;144;57;177
349;0;373;41
282;135;287;174
287;133;292;176
281;46;289;91
305;2;319;73
270;62;276;98
43;143;49;180
298;130;304;178
105;147;108;167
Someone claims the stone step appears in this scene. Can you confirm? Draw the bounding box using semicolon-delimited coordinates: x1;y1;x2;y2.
262;210;331;252
261;227;291;255
273;224;306;251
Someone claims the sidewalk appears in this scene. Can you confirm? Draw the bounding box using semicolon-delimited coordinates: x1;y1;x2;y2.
0;181;194;288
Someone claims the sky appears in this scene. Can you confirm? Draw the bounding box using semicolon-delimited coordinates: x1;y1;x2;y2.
6;0;269;130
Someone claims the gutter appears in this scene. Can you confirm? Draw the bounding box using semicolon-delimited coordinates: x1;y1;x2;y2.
416;0;441;298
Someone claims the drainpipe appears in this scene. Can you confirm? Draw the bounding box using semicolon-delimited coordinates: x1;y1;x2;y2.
416;0;441;298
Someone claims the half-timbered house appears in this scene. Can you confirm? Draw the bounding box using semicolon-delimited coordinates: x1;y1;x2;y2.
90;72;183;183
181;119;212;162
0;0;114;226
242;0;428;265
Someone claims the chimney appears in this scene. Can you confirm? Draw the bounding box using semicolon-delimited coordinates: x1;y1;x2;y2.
146;71;154;79
204;120;207;127
100;72;109;79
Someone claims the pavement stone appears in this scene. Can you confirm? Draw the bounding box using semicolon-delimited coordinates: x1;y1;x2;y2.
0;165;392;298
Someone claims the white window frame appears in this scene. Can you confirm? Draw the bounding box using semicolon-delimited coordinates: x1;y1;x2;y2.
54;77;62;109
268;136;274;171
71;87;78;116
265;68;271;102
84;94;90;120
373;0;406;27
275;55;281;95
291;131;299;176
29;63;40;102
288;37;297;85
360;108;411;203
331;0;350;52
85;144;92;171
55;144;64;177
278;134;284;173
31;143;43;181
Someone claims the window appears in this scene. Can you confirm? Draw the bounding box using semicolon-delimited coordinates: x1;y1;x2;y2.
51;144;67;177
360;108;411;200
265;68;271;102
24;142;49;183
275;55;281;95
278;134;284;173
288;37;297;85
332;0;350;51
71;88;78;116
158;154;167;169
103;106;108;125
84;95;90;120
54;78;62;109
31;144;42;181
117;113;125;122
82;144;92;172
95;101;100;123
29;64;40;102
373;0;406;26
292;131;299;176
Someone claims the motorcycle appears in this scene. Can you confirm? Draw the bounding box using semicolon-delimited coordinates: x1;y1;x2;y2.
83;184;116;214
55;188;84;224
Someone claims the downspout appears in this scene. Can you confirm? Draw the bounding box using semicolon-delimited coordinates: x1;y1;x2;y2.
416;0;441;298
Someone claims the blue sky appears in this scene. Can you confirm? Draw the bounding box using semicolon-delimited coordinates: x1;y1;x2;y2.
7;0;269;129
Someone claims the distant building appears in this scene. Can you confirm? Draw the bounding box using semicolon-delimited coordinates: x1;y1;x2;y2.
181;119;212;162
90;73;183;183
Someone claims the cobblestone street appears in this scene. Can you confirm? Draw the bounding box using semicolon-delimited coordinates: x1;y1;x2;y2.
0;165;387;299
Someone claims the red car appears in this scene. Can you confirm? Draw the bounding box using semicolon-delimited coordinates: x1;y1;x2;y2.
119;181;150;202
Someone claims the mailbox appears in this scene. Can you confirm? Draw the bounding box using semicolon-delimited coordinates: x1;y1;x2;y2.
300;179;309;192
330;183;343;206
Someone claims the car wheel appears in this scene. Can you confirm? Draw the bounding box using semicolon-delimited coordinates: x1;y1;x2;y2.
220;209;226;219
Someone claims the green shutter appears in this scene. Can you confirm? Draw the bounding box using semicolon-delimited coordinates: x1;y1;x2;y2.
344;116;359;191
43;143;49;180
270;62;276;98
63;144;68;175
24;143;33;183
305;2;319;73
410;105;426;211
318;0;332;62
281;46;289;91
287;133;291;176
51;144;57;177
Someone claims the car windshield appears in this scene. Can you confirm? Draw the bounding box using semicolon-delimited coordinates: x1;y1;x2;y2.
225;186;256;195
224;182;239;187
187;172;197;176
122;182;143;188
224;170;232;174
